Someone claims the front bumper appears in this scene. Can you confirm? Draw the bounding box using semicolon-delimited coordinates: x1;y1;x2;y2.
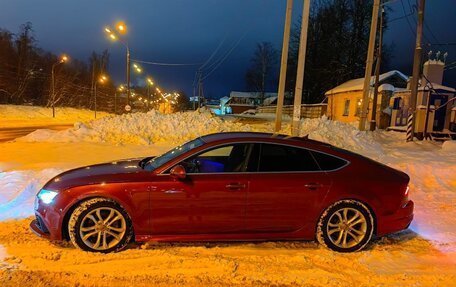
32;195;65;241
377;200;414;236
30;219;51;239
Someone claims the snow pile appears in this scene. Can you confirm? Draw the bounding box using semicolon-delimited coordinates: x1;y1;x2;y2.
19;110;268;145
0;104;109;128
442;140;456;152
299;116;385;159
19;110;385;154
0;169;62;221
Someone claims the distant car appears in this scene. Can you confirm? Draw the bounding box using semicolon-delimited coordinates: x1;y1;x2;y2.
31;132;413;253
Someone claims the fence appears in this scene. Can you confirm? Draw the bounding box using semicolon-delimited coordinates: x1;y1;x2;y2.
257;104;327;119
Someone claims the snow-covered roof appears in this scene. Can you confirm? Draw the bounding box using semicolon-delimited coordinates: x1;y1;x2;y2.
229;91;278;98
262;96;278;106
419;82;456;93
325;70;408;95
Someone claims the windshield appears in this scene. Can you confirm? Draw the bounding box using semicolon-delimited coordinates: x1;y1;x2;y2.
144;138;205;171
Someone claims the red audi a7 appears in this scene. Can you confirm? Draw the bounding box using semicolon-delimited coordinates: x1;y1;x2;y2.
31;132;413;253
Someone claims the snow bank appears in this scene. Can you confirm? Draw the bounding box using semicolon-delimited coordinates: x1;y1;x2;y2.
19;111;384;156
19;110;268;145
0;104;109;128
0;169;62;220
442;140;456;152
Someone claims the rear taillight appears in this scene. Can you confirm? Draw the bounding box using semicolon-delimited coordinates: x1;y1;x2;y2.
402;185;410;206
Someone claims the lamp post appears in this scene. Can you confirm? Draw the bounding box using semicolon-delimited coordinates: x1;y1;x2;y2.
105;22;131;111
146;77;154;110
50;54;68;118
94;75;108;118
116;85;125;114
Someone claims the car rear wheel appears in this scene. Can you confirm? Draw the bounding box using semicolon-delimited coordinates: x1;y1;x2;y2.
68;198;133;253
317;200;374;252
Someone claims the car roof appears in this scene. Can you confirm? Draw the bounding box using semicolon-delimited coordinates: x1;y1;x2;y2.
200;132;310;144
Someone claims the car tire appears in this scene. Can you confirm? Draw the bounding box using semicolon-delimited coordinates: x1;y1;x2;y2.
316;200;374;252
68;198;133;253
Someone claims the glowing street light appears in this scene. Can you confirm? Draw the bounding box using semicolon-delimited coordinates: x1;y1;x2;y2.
146;77;154;110
104;22;131;110
51;54;69;118
94;74;108;118
116;21;127;34
133;63;142;73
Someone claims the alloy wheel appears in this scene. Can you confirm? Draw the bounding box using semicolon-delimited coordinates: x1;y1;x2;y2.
326;207;368;249
79;207;126;251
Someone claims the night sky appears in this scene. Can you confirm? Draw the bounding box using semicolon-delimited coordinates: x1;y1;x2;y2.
1;0;455;99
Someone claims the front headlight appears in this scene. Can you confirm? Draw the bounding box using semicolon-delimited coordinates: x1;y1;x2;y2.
37;189;58;204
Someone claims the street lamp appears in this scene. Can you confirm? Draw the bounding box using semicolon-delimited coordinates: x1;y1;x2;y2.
104;22;131;111
115;85;125;114
146;77;154;110
94;75;108;118
51;54;69;118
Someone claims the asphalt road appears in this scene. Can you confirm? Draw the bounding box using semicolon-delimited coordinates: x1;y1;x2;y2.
0;124;72;142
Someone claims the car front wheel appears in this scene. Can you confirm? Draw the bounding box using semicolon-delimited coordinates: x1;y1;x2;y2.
317;200;374;252
68;198;133;253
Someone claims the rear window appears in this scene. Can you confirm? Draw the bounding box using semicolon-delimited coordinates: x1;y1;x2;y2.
311;151;347;171
258;144;320;172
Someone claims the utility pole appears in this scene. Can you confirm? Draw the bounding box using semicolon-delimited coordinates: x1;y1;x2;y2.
407;0;426;141
370;8;384;131
274;0;293;132
359;0;381;131
94;81;98;119
197;70;204;108
114;91;117;114
126;46;131;109
291;0;311;136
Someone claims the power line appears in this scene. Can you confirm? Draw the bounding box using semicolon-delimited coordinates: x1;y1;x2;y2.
400;0;417;36
201;31;248;81
131;59;202;66
199;35;228;70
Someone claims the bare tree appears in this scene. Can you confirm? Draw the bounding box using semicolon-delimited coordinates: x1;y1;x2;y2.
245;42;279;104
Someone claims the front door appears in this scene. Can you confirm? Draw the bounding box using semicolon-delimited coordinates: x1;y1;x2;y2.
150;143;254;235
246;143;332;233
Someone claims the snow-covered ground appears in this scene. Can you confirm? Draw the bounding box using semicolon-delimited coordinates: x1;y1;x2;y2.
0;105;109;128
0;108;455;286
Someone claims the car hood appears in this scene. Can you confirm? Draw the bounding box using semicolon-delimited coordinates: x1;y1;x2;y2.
43;158;152;191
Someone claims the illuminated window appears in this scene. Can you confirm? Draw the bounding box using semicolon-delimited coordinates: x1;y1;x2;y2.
355;98;362;116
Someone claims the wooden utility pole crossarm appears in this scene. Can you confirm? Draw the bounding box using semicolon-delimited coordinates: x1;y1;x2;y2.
359;0;381;131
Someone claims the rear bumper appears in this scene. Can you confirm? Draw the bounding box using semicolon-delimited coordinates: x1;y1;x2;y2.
377;200;414;236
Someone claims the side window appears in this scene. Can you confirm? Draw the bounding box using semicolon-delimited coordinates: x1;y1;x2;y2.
258;144;320;172
343;99;350;116
311;151;347;171
180;144;253;173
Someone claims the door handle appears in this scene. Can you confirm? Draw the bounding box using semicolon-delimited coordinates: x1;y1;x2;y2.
304;183;322;190
225;183;246;190
164;189;185;194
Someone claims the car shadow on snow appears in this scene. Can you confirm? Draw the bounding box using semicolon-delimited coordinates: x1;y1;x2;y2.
127;228;420;252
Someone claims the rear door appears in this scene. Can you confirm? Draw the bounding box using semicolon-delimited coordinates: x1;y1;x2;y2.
150;143;253;235
246;143;332;233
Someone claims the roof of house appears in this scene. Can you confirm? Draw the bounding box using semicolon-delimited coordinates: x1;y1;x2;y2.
229;91;278;98
325;70;408;95
419;81;456;93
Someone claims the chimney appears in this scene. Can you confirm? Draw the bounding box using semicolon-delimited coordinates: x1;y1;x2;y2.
422;59;444;85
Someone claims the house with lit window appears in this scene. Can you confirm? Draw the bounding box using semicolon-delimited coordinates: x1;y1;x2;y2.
325;70;408;129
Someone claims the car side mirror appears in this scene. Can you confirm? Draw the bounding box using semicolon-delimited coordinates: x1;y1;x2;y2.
170;165;186;180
